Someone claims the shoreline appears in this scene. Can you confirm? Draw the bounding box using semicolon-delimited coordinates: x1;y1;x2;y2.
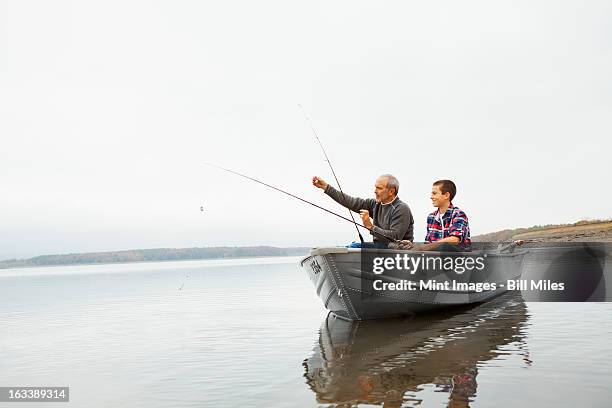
0;255;306;276
3;220;611;271
0;250;310;271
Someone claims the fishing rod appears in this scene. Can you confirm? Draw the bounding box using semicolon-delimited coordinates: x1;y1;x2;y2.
297;104;365;244
204;162;401;243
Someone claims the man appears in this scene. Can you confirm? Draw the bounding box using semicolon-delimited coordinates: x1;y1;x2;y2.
417;179;471;252
312;174;414;248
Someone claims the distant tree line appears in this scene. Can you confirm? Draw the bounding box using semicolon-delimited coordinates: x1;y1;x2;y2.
0;246;311;269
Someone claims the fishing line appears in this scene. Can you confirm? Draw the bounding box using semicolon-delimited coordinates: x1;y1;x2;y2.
204;162;400;243
297;104;365;243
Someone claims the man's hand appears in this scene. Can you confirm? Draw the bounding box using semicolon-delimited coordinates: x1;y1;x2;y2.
359;209;373;229
312;176;328;190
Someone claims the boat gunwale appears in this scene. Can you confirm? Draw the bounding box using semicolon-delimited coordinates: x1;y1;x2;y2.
300;247;528;265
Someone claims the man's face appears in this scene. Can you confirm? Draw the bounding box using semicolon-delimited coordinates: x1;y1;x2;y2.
374;177;395;203
430;184;450;208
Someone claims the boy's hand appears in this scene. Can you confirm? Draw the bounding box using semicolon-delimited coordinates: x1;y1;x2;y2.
359;210;373;229
312;176;328;190
389;240;414;250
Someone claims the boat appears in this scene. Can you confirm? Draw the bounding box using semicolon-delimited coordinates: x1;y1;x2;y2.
299;245;527;320
303;292;530;406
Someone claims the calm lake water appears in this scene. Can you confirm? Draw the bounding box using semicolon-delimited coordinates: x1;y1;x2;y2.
1;257;611;407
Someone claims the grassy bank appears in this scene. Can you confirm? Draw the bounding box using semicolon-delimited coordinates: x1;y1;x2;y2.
473;219;612;242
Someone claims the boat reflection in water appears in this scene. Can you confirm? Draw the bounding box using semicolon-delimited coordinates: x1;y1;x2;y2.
303;292;530;408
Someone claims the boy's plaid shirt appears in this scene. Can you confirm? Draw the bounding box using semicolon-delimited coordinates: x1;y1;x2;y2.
425;204;472;250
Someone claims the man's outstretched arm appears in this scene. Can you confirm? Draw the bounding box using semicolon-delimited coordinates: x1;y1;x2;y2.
312;176;375;213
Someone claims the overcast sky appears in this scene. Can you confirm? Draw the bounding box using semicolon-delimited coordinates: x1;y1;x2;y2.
1;0;610;259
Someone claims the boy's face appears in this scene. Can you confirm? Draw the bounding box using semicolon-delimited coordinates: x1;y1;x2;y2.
431;184;450;208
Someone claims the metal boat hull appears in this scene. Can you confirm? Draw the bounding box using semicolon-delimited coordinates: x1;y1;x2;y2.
300;247;526;320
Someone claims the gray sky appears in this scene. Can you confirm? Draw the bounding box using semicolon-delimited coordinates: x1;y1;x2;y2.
1;0;610;260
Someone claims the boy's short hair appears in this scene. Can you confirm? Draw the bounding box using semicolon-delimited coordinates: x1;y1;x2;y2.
433;179;457;201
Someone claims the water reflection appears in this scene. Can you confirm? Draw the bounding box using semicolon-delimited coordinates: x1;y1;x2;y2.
303;292;530;407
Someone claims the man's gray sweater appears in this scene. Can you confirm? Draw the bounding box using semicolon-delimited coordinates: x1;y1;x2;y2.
324;185;414;243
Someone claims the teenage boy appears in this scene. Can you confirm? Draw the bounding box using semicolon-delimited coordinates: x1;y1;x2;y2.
419;179;471;252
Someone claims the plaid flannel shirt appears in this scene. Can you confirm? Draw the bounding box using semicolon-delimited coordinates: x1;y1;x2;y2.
425;204;471;250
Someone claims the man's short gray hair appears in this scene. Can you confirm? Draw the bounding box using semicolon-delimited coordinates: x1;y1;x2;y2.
380;174;400;195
